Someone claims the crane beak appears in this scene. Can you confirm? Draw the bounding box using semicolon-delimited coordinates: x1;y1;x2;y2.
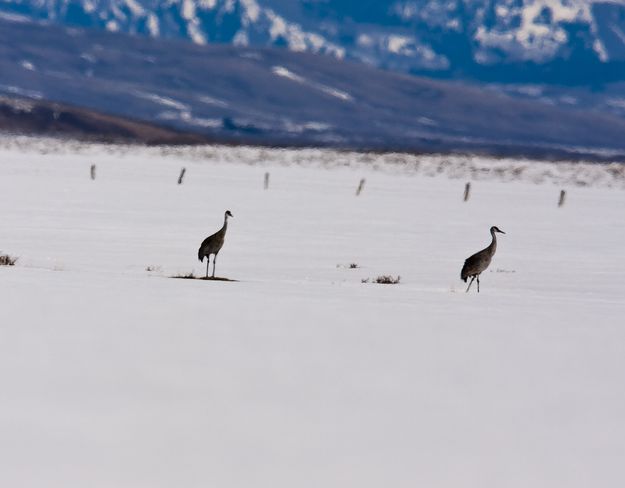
498;229;506;234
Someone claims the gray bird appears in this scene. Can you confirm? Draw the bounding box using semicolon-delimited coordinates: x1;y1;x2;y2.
461;226;505;293
198;210;233;278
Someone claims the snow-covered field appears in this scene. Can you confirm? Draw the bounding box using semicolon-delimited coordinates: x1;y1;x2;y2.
1;137;625;488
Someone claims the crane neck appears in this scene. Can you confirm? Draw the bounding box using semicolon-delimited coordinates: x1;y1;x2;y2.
488;228;498;255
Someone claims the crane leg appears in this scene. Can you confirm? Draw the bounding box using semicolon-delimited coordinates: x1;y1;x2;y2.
477;276;480;293
212;255;217;278
465;276;475;293
205;258;209;278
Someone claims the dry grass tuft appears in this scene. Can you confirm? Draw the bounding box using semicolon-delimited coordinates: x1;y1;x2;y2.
362;275;400;284
0;254;17;266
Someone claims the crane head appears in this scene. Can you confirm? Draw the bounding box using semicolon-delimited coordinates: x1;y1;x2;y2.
491;226;505;234
225;210;234;218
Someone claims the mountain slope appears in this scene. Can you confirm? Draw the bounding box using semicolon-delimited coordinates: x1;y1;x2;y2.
4;16;625;158
0;95;215;144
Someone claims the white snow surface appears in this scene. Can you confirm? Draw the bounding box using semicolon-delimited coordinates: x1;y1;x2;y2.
1;138;625;487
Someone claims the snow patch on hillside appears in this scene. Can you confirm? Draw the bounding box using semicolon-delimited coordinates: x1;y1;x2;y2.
134;91;189;111
197;94;229;108
357;31;450;69
272;65;305;82
264;8;345;58
240;0;260;24
123;0;144;16
0;11;29;22
272;66;353;101
19;60;35;71
0;84;43;99
146;12;159;36
0;95;35;112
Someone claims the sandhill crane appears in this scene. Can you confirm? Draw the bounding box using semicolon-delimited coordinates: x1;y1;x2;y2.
461;226;505;293
198;210;233;278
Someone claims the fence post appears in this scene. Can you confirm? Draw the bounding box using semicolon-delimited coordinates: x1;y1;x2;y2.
463;182;471;202
356;178;366;196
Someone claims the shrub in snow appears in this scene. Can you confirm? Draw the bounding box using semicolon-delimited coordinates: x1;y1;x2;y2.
0;254;17;266
362;275;400;284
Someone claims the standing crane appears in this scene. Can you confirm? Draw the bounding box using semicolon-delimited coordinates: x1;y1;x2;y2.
461;226;505;293
198;210;233;278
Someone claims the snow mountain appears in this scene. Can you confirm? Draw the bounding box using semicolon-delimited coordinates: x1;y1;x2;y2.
3;14;625;159
1;0;625;84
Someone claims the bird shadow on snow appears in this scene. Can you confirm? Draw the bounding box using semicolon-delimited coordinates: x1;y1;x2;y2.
170;273;238;282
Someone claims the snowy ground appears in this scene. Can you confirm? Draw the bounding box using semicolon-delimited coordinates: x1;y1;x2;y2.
1;137;625;488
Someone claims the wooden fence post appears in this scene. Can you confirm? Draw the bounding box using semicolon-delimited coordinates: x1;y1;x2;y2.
356;178;366;196
463;182;471;202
